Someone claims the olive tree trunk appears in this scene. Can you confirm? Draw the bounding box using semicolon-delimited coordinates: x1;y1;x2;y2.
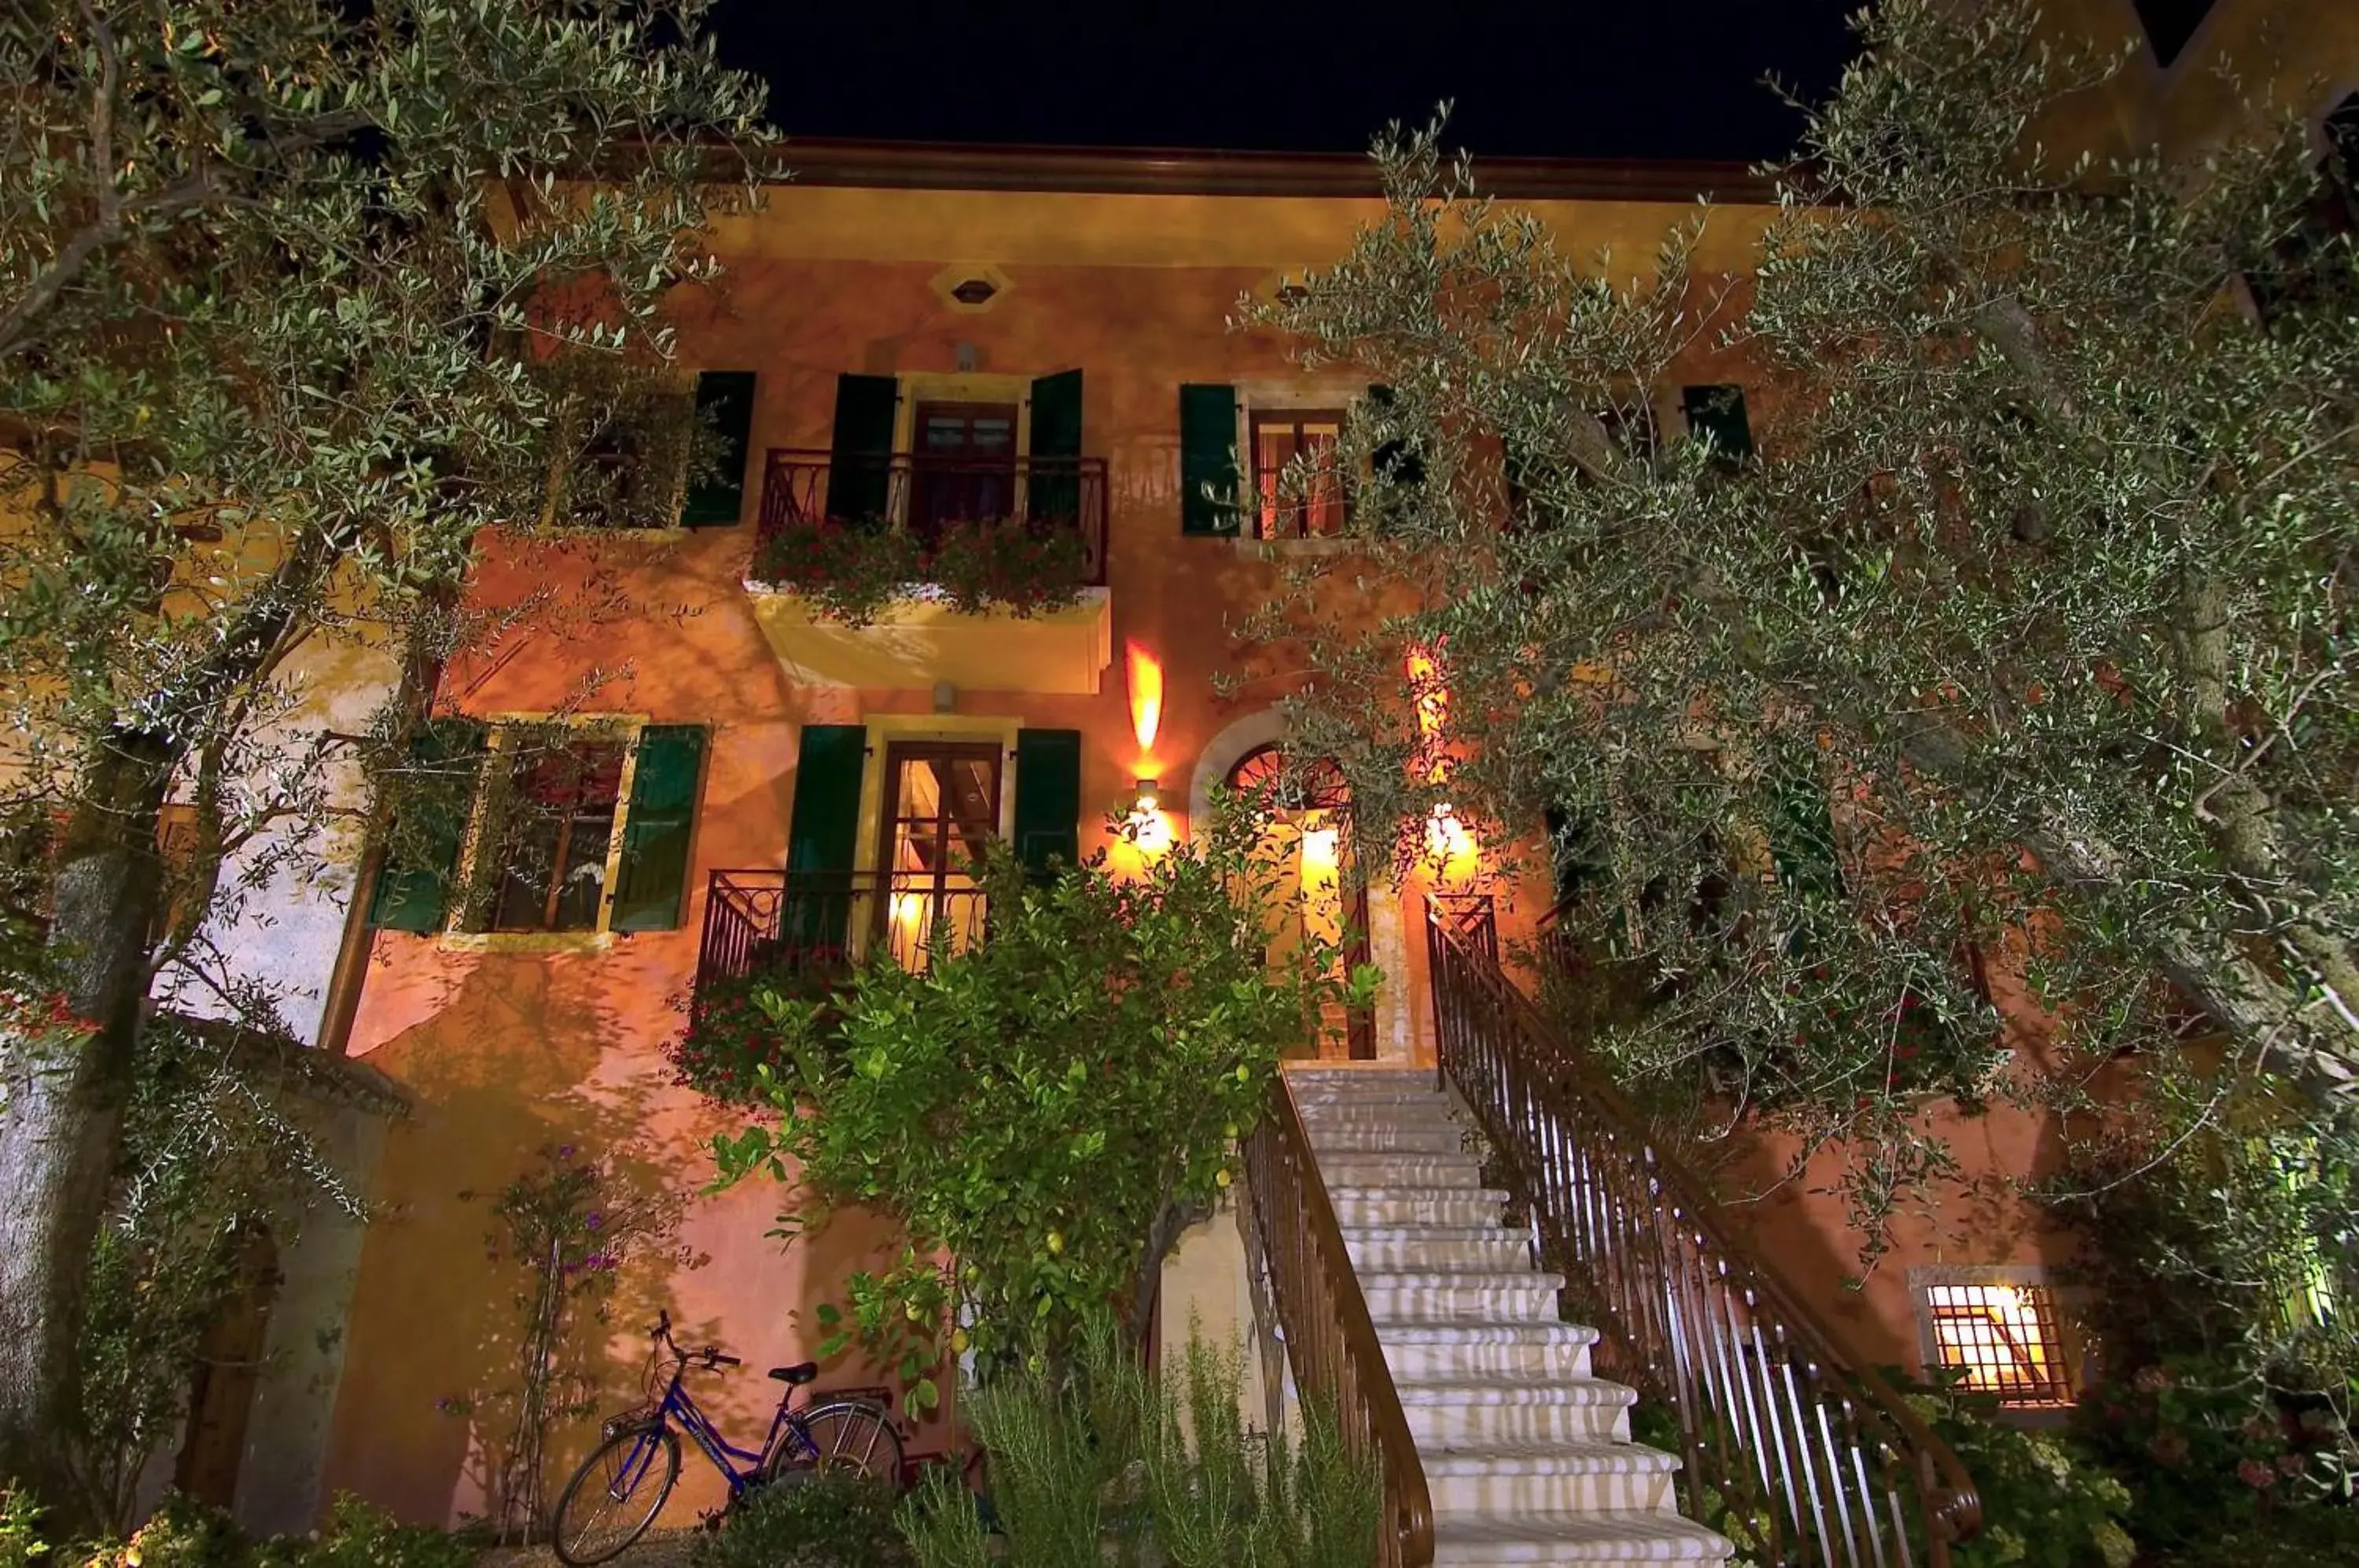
0;734;171;1518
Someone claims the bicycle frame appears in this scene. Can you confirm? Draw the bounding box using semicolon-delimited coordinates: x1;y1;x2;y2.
627;1359;823;1502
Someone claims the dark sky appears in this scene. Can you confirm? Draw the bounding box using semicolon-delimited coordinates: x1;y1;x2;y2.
705;2;1861;163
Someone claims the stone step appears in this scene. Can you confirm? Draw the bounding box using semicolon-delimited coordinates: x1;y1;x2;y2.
1345;1229;1533;1272
1309;1124;1472;1154
1360;1271;1567;1324
1376;1320;1599;1382
1431;1509;1735;1564
1329;1187;1508;1228
1316;1153;1489;1190
1422;1441;1682;1515
1398;1377;1637;1447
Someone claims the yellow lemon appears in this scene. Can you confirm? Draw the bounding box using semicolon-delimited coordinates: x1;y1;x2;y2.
1216;1168;1233;1189
951;1328;971;1353
1046;1230;1065;1256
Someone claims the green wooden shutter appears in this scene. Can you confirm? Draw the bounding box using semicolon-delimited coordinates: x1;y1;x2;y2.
682;372;756;528
786;724;867;949
1013;729;1083;881
1681;384;1754;466
1027;369;1084;526
826;374;899;525
1179;384;1241;536
1768;771;1845;900
368;717;488;933
610;724;708;932
1367;384;1427;489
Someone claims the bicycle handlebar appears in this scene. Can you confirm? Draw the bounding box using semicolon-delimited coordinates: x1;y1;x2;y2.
647;1311;741;1371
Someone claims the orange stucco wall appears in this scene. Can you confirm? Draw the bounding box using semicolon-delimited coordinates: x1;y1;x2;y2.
322;178;2088;1522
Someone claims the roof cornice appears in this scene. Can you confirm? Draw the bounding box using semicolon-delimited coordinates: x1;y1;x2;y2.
765;137;1783;204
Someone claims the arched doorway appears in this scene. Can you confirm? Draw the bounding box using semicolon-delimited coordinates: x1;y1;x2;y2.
1224;744;1376;1061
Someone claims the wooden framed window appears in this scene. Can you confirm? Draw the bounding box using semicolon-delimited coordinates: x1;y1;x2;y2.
1250;410;1349;539
488;738;629;933
369;720;708;938
1913;1273;2074;1408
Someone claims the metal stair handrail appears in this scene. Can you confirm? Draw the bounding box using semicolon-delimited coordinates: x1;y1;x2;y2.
1240;1073;1437;1567
1426;907;1983;1566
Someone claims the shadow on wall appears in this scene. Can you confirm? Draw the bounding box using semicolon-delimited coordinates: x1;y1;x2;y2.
322;947;922;1529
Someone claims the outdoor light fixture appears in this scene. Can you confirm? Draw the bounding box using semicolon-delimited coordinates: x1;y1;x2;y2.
1125;776;1172;856
1425;803;1481;885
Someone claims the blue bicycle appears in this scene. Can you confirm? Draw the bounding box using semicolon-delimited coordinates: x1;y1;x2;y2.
550;1310;903;1565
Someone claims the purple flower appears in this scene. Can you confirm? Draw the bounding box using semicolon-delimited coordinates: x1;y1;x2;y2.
585;1212;604;1231
556;1145;576;1160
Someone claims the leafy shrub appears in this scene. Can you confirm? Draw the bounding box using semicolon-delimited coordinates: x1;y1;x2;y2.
694;1471;911;1568
0;1489;49;1568
1903;1380;2134;1568
926;520;1088;617
749;520;922;624
668;965;848;1106
894;1334;1379;1568
714;805;1357;1398
272;1496;475;1568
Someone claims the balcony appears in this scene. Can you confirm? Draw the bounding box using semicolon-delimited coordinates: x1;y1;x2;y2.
694;868;988;996
743;449;1113;695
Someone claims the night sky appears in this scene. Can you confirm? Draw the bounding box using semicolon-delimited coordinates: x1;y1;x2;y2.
705;1;1863;164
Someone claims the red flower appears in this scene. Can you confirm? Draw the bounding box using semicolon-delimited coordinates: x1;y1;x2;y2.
2237;1458;2277;1490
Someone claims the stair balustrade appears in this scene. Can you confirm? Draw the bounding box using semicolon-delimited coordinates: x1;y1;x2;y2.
1240;1075;1437;1568
1426;907;1984;1567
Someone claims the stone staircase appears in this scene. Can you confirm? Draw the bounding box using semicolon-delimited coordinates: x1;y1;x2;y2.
1290;1066;1734;1566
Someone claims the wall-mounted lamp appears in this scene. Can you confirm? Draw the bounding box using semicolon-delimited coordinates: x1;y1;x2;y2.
1425;803;1481;886
1125;776;1173;856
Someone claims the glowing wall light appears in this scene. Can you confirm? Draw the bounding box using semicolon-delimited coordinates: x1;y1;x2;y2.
1127;641;1164;756
1125;777;1173;856
1425;804;1481;886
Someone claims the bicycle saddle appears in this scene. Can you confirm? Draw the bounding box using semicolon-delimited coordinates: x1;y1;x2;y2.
768;1361;819;1386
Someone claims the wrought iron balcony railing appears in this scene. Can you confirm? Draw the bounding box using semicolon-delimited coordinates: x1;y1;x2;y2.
755;449;1109;587
695;869;988;995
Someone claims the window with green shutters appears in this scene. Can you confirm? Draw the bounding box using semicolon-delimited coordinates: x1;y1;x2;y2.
1179;384;1242;536
610;725;709;930
1027;368;1084;525
1768;770;1846;900
1013;728;1083;879
370;720;712;937
826;374;900;525
681;371;756;528
1681;384;1754;467
368;717;488;933
785;723;868;948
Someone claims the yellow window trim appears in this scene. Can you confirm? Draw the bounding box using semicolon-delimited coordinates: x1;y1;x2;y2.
440;714;650;941
852;714;1023;883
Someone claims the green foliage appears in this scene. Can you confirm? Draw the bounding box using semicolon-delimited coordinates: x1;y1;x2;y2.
749;517;1091;624
667;965;848;1106
2070;1355;2352;1555
749;521;925;625
9;1493;474;1568
2044;1059;2358;1397
64;1014;363;1533
0;1489;48;1568
693;1470;912;1568
1904;1381;2135;1568
713;804;1341;1395
925;520;1090;618
1244;0;2359;1264
893;1334;1380;1568
447;1146;691;1543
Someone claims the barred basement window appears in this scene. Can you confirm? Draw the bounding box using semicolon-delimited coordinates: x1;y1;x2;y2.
1920;1279;2072;1408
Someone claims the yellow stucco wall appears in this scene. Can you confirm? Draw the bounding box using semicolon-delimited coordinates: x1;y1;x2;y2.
322;164;2094;1521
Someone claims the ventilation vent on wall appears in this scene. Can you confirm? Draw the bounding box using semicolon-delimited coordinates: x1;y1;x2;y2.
950;278;998;307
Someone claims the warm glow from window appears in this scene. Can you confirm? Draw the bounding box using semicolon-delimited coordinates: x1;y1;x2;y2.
1926;1283;2070;1407
890;890;926;933
1299;825;1340;880
1127;641;1163;756
1406;642;1453;785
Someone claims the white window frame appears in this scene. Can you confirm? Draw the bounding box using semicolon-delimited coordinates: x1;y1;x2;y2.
1906;1264;2081;1419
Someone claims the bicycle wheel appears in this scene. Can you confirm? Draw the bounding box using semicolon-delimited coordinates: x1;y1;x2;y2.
553;1424;681;1566
771;1399;904;1485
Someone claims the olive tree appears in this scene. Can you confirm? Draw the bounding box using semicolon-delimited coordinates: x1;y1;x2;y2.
0;0;773;1511
1249;1;2357;1256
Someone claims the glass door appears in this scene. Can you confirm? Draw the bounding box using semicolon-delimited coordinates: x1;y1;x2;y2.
874;741;1002;969
909;402;1018;550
